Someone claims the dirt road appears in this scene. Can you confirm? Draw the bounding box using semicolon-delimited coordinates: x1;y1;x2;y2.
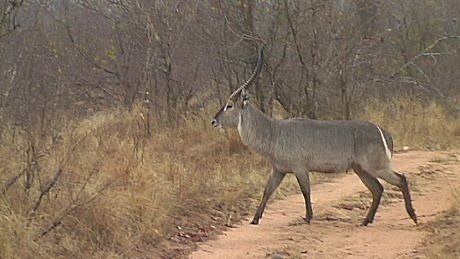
190;151;460;258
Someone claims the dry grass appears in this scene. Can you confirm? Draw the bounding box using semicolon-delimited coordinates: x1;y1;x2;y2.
420;187;460;258
358;98;460;150
0;105;296;258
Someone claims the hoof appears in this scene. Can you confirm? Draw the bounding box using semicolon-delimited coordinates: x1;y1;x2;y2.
250;219;259;225
412;215;418;225
361;218;372;226
302;217;311;224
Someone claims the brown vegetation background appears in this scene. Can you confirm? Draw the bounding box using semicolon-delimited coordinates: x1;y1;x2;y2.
0;0;459;258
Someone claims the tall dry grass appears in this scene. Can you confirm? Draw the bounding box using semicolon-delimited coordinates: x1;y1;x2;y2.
0;105;278;258
357;98;460;150
420;186;460;258
0;98;458;258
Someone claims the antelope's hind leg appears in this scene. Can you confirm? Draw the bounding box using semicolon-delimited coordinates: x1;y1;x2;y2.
355;167;384;226
379;171;418;224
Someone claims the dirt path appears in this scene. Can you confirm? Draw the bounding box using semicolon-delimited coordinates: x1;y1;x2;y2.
190;151;460;259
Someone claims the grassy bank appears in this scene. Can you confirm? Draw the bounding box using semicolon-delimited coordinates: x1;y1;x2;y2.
0;98;458;258
420;187;460;258
0;105;298;258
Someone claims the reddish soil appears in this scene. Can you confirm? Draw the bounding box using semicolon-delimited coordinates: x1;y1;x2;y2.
190;151;460;259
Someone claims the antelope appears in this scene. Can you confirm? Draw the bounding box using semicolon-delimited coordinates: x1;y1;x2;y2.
211;48;417;226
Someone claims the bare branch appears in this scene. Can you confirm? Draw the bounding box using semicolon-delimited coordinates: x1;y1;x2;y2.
391;35;460;78
38;181;112;238
31;169;63;213
1;169;25;195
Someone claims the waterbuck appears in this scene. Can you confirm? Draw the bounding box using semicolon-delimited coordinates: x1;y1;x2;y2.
211;48;417;226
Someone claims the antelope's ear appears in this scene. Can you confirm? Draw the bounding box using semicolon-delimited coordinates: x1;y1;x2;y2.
241;88;249;107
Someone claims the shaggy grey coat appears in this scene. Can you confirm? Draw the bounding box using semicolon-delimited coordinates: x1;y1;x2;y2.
214;100;417;226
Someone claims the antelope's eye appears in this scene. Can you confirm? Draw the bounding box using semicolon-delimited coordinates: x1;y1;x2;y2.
224;104;233;111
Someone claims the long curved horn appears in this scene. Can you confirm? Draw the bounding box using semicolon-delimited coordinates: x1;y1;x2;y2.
228;46;264;100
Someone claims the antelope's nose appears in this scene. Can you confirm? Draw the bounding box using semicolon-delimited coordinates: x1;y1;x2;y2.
211;119;218;127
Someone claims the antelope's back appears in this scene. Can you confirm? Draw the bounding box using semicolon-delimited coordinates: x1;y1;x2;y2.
271;119;387;172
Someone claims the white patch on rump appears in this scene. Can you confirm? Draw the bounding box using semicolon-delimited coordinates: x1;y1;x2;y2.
376;125;392;160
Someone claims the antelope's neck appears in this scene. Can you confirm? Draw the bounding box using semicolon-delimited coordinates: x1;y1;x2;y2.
238;104;276;157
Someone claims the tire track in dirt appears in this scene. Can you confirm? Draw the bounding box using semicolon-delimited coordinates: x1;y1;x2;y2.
190;151;460;259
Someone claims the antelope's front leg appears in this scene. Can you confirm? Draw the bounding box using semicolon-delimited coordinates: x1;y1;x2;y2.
251;168;286;225
294;171;313;223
